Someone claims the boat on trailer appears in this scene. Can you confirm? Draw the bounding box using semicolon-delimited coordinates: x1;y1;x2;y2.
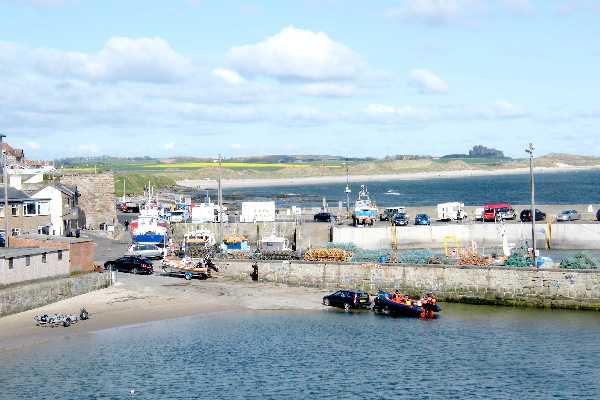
373;291;441;318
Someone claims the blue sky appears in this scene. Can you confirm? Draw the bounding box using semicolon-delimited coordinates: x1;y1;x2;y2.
1;0;599;159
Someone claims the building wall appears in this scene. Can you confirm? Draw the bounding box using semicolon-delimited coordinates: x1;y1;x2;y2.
0;210;51;236
0;250;70;286
220;260;600;310
32;186;64;235
10;236;96;273
60;173;117;229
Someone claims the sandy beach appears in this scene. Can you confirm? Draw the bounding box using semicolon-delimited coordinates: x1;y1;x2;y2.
177;165;600;190
0;274;329;353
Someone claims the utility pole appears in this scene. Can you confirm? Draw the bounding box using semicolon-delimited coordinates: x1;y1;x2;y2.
0;134;9;248
217;154;224;244
344;160;351;218
526;143;536;268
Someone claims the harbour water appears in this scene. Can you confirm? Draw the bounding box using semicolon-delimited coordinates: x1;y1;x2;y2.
2;305;600;399
222;170;600;208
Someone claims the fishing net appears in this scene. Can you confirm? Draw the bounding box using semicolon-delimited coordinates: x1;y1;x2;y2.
505;246;532;268
559;253;599;270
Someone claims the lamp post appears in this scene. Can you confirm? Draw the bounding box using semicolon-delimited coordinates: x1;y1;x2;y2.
526;143;536;268
0;134;9;247
344;160;351;218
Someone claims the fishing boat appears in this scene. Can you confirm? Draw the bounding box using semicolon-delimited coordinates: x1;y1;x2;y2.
130;207;169;246
372;291;441;318
222;234;250;252
351;185;378;226
259;233;290;252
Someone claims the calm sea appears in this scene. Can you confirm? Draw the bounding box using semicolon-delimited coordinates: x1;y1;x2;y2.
221;170;600;208
2;306;599;399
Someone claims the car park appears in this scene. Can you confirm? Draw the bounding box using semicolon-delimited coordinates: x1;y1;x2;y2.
127;243;164;259
520;209;546;222
322;290;371;311
556;210;581;222
392;213;410;226
314;212;335;222
104;256;154;275
414;213;431;225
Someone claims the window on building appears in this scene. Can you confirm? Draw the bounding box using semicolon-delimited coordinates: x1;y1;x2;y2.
25;256;30;267
11;204;18;216
58;250;63;261
23;202;37;216
37;202;50;216
0;205;4;218
8;258;13;269
42;253;47;263
11;228;20;236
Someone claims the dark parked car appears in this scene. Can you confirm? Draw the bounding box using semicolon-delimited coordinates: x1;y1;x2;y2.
392;213;410;226
414;213;431;225
104;256;153;275
597;209;600;221
322;290;371;311
520;209;546;222
314;212;335;222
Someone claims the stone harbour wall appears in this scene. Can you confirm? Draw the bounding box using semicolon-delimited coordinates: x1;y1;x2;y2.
60;173;118;229
0;272;112;317
219;260;600;310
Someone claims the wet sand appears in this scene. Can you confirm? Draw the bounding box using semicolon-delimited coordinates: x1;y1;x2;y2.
177;165;600;189
0;275;329;353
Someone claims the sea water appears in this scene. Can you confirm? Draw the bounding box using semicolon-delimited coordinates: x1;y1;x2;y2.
1;305;599;399
221;170;600;208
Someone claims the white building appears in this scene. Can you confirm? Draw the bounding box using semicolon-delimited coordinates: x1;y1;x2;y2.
241;201;276;223
32;184;80;236
0;248;70;286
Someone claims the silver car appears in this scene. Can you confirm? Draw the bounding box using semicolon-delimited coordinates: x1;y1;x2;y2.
556;210;581;222
127;244;164;259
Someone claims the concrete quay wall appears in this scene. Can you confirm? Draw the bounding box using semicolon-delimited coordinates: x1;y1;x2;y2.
219;260;600;310
0;272;112;317
172;222;331;250
333;223;600;250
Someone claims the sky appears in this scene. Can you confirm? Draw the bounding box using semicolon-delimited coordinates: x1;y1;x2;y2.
1;0;600;160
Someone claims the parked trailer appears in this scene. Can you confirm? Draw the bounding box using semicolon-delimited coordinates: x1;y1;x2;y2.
437;202;466;221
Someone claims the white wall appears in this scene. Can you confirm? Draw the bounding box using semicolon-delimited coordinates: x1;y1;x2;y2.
32;186;63;235
0;250;70;286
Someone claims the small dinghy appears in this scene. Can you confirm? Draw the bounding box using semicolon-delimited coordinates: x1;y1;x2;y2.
373;292;441;319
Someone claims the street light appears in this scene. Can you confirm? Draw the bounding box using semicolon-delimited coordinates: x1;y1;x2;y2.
0;134;9;248
525;143;536;268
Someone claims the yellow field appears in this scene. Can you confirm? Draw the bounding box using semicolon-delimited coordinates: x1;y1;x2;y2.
144;162;341;169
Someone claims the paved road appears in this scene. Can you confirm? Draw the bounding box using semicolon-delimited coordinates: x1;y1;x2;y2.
81;231;132;264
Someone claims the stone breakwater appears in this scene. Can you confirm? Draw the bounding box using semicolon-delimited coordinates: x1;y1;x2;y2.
0;273;112;317
220;260;600;310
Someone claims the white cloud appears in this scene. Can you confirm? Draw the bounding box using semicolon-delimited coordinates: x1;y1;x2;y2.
26;141;41;150
365;104;433;122
77;143;101;154
489;100;527;118
230;143;245;149
165;142;176;150
408;69;448;94
34;37;193;83
226;26;364;81
299;83;356;97
386;0;533;26
212;68;246;85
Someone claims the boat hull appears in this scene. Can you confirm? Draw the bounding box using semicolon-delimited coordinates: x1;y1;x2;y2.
134;234;166;246
373;295;441;318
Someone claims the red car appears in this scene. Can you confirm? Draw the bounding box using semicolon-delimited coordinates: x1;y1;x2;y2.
483;203;516;222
